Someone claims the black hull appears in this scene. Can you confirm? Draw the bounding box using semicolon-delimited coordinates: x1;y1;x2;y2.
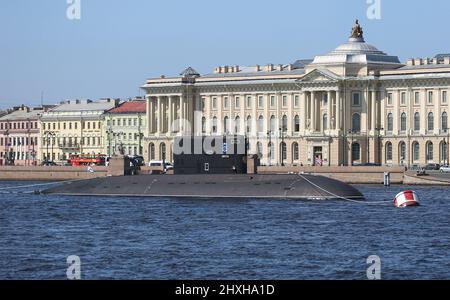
42;174;364;200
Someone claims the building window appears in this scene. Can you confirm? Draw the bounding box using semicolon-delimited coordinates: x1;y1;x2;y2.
428;112;434;131
323;93;328;106
387;93;393;106
414;112;420;131
426;142;434;161
270;96;275;108
428;91;433;104
322;114;328;131
269;142;275;160
246;96;251;108
212;117;218;134
353;92;361;106
235;97;240;109
294;115;300;132
212;97;217;110
281;115;288;132
440;141;448;163
258;96;264;108
401;92;406;105
256;142;263;159
223;116;229;134
280;142;287;161
149;143;155;160
234;116;240;134
442;112;448;131
352;113;361;133
400;113;407;132
352;143;361;163
201;117;206;134
399;142;406;163
414;92;420;105
387;113;394;132
443;91;448;104
294;95;300;107
282;96;287;107
270;115;276;133
386;142;393;162
293;143;299;161
201;98;205;110
258;116;264;133
246;116;252;134
223;97;229;109
160;143;166;161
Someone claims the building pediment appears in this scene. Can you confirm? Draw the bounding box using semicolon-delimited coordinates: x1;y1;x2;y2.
298;69;341;83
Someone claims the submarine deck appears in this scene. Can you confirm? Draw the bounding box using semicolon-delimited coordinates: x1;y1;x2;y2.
42;174;364;200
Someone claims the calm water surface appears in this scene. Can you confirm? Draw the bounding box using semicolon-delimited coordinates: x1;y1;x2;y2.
0;181;449;280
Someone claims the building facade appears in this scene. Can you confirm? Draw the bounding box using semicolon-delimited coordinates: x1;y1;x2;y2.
103;99;146;157
142;21;450;167
0;105;45;166
39;99;118;163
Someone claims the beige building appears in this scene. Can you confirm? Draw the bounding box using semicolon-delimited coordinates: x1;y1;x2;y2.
142;21;450;167
39;99;118;163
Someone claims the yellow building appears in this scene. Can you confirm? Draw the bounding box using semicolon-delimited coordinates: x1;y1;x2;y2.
39;99;118;163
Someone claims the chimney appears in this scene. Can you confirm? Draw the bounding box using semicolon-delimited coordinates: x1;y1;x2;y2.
433;58;439;65
414;58;423;65
255;65;261;72
287;64;293;71
444;57;450;65
266;64;274;72
423;58;430;65
234;65;240;73
407;59;415;66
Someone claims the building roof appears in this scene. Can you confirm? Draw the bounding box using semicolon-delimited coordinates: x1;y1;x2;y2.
106;101;146;114
0;106;44;121
49;99;117;112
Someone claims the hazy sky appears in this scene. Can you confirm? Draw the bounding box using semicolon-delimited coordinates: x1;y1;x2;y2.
1;0;450;109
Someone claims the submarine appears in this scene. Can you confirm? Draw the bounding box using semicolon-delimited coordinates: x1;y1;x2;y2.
42;135;364;200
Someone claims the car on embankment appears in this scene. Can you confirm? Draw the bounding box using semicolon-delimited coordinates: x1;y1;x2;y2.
440;165;450;173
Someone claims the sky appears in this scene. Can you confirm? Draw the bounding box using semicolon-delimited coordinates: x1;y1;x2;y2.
1;0;450;109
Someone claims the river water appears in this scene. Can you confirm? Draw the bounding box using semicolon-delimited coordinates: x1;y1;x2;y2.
0;181;449;280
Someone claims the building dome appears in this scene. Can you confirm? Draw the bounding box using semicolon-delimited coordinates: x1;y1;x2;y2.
310;21;402;67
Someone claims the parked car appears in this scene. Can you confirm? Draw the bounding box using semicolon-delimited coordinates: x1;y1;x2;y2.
148;160;172;171
127;155;145;167
424;163;441;171
440;165;450;173
41;161;58;166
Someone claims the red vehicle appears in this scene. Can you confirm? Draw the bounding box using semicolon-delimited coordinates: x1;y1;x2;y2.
68;154;107;166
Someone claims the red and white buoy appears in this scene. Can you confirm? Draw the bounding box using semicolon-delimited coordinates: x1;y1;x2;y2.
394;190;420;208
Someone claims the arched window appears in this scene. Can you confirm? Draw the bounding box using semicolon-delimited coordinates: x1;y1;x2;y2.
246;116;252;134
270;115;276;133
223;116;229;134
387;113;393;132
323;114;328;131
258;116;264;133
426;142;434;161
386;142;393;161
212;117;218;134
201;117;206;134
257;142;263;159
352;113;361;133
440;141;448;163
268;142;275;161
280;142;287;162
442;112;448;131
413;142;420;162
292;142;299;161
234;116;241;134
399;142;406;163
160;143;166;161
294;115;300;132
282;115;288;132
149;143;155;160
400;113;407;132
428;112;434;131
414;112;420;131
351;143;361;163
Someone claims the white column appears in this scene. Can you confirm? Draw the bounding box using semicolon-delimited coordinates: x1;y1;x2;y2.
168;96;173;135
336;91;341;132
179;95;184;133
218;95;223;134
371;91;376;132
156;96;161;135
394;90;400;135
420;89;426;135
300;92;307;133
311;91;316;132
327;91;332;132
434;89;440;134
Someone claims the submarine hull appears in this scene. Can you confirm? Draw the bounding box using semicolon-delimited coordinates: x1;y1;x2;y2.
42;174;364;200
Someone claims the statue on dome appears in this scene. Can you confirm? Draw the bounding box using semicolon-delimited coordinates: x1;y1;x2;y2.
350;19;364;39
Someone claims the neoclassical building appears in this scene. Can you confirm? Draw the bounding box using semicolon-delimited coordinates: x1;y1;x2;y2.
142;21;450;167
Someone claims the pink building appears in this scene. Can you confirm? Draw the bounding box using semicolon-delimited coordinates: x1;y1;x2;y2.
0;106;46;166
